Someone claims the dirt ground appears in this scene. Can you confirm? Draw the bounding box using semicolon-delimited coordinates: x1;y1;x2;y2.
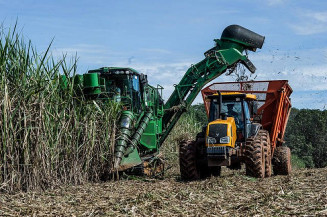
0;167;326;216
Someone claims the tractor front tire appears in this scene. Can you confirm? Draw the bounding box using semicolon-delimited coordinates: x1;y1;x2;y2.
245;131;266;178
273;146;291;175
179;140;200;180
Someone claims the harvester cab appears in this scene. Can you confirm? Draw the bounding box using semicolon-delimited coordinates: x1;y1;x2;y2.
85;67;147;113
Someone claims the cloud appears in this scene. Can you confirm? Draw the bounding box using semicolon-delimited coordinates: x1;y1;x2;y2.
267;0;286;6
116;61;191;100
252;48;327;92
309;11;327;23
51;45;178;71
51;44;327;109
290;23;327;35
233;48;327;109
291;90;327;110
110;51;327;109
52;44;108;59
140;48;171;54
131;60;327;109
277;68;327;91
51;44;139;72
290;10;327;35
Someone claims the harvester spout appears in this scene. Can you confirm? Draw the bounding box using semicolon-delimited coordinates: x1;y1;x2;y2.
221;25;265;51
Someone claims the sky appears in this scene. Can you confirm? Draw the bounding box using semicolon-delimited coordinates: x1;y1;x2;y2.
1;0;327;109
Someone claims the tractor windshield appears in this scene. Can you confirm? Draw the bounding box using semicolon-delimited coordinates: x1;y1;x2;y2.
209;98;245;139
209;100;243;127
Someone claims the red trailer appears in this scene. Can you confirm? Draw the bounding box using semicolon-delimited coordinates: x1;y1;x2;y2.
201;80;293;154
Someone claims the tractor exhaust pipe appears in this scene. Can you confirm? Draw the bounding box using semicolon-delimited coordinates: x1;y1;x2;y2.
217;90;222;119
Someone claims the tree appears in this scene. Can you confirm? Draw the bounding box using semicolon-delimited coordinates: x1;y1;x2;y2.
285;109;327;168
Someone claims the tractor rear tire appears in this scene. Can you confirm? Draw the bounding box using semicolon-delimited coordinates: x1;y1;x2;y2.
245;131;266;178
273;146;291;175
179;140;200;180
259;130;272;177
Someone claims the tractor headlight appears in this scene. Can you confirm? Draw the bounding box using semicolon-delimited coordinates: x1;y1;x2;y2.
207;137;217;144
220;136;230;144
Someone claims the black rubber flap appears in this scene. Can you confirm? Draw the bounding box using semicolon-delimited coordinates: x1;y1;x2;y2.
221;25;265;49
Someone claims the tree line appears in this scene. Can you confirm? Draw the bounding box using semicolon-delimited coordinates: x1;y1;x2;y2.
285;108;327;168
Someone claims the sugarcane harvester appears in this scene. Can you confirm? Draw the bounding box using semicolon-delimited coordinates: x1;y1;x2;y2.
61;25;265;174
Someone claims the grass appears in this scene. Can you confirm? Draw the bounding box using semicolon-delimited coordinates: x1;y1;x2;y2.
0;24;120;192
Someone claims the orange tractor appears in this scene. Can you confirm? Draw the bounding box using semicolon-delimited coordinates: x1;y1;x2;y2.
179;80;292;179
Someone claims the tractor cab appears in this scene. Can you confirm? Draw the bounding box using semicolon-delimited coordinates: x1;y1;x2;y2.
206;92;258;146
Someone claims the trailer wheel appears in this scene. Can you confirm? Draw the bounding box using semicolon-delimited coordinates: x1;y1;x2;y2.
245;131;266;178
179;140;200;180
273;146;291;175
259;130;272;177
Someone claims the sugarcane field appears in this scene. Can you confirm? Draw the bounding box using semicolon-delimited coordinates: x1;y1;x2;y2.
1;1;327;216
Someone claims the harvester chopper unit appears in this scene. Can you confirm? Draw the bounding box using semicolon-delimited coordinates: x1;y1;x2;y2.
61;25;267;176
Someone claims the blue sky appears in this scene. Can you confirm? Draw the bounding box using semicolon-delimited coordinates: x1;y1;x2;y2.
1;0;327;109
